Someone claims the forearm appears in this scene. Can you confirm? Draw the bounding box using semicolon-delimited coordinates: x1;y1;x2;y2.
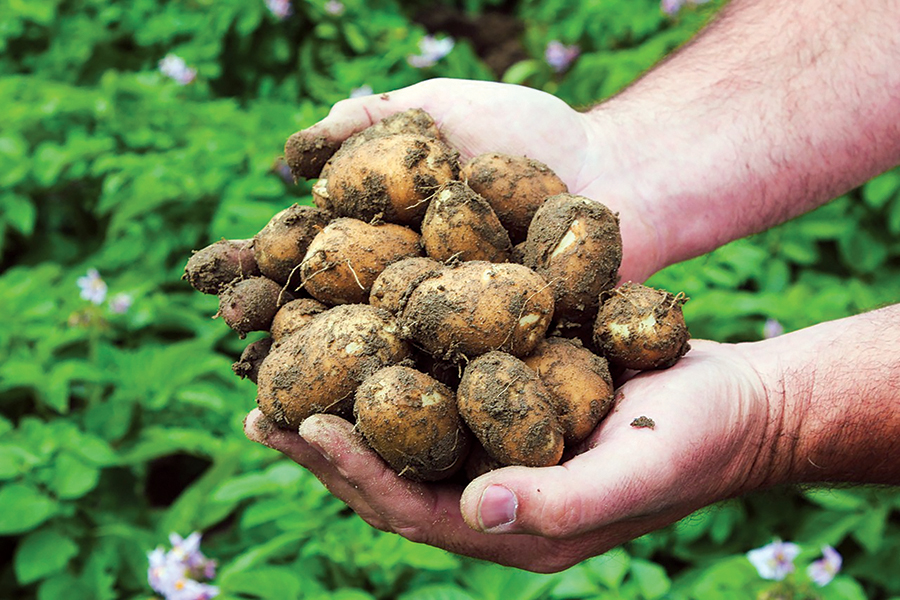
584;0;900;274
743;304;900;488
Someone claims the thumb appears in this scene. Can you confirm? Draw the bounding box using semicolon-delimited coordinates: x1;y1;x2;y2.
459;438;680;537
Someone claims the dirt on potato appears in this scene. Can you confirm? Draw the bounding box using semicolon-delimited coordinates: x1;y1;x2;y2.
183;238;260;295
217;276;292;338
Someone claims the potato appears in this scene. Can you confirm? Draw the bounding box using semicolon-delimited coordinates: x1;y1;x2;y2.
522;337;614;444
354;365;470;481
217;276;292;338
320;133;459;226
270;297;328;341
463;441;505;481
256;304;412;427
232;337;274;384
593;282;691;370
252;204;331;286
420;181;512;263
400;261;554;361
183;238;260;295
369;256;444;314
462;153;568;243
523;194;622;324
300;218;422;305
457;351;564;467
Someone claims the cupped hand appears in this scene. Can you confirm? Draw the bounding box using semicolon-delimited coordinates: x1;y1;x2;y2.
244;340;784;573
298;78;663;282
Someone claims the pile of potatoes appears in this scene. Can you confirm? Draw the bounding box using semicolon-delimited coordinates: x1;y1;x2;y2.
184;109;691;482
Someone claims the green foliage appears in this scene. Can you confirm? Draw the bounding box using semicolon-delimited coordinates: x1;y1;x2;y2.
1;0;898;599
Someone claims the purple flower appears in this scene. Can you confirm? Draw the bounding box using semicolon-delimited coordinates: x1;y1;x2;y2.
807;546;842;586
158;54;197;85
148;532;218;600
324;0;344;15
77;268;108;305
109;293;133;314
407;35;454;69
545;40;580;73
266;0;292;19
662;0;710;15
747;540;801;581
763;318;784;339
350;85;373;98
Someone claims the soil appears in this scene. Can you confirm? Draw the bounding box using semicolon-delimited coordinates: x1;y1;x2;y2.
630;416;656;429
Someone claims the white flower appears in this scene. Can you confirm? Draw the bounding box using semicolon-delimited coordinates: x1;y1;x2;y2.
545;40;580;73
349;85;373;98
158;54;197;85
77;268;107;305
407;35;454;68
662;0;709;15
807;546;842;586
747;540;801;581
763;318;784;338
324;0;344;15
265;0;292;19
148;532;219;600
109;293;133;314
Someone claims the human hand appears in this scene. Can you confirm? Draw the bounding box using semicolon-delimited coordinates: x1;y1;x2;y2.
244;339;787;572
295;78;664;282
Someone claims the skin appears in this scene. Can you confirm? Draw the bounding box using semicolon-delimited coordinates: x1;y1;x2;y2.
244;0;900;573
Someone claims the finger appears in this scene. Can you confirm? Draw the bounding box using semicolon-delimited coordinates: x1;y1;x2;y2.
243;409;391;531
297;414;582;570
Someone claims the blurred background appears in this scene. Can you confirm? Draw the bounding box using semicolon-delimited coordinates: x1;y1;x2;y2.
1;0;898;598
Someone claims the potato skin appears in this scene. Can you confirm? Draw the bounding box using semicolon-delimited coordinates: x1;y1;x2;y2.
252;204;331;286
593;282;691;370
217;276;291;339
269;297;328;342
183;238;259;295
463;153;568;244
457;352;564;467
300;218;422;305
369;256;444;315
523;194;622;324
400;261;554;361
522;337;614;444
354;366;470;482
256;305;412;428
421;181;511;263
324;133;460;226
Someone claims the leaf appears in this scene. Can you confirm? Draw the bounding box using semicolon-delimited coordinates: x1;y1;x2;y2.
863;171;900;209
0;483;58;534
629;558;671;600
803;488;866;511
819;575;869;600
1;193;36;236
14;528;79;584
398;584;477;600
586;548;630;590
48;452;100;499
502;60;543;85
852;504;889;553
220;567;303;600
218;529;311;581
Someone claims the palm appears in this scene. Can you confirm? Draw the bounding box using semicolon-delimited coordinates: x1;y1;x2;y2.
244;341;773;572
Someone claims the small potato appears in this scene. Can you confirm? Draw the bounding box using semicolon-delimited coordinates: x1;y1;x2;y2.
522;337;614;444
270;297;328;341
300;218;422;305
523;194;622;324
420;181;512;263
400;261;554;361
283;133;341;181
217;276;292;338
463;153;568;243
593;282;691;370
183;238;260;295
256;304;412;428
369;256;444;315
231;337;274;384
354;366;470;482
323;133;460;226
252;204;331;286
457;351;564;467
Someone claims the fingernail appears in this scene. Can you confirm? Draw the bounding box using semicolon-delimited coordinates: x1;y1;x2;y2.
478;485;517;531
298;418;332;462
